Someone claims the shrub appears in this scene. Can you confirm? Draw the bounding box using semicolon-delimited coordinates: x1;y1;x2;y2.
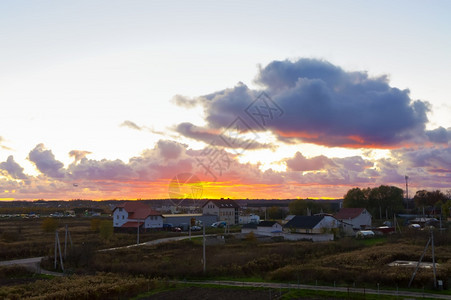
90;218;102;232
99;220;113;240
41;218;59;233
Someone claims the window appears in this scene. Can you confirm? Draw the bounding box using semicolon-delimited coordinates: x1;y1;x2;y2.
116;215;119;219
122;215;124;220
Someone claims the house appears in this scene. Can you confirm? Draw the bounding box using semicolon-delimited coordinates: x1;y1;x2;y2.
257;221;283;234
113;202;163;232
334;208;372;230
202;199;240;225
283;215;339;234
240;221;282;237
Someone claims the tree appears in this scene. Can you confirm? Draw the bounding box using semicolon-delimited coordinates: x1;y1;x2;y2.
441;199;451;218
367;185;404;219
414;190;447;208
267;206;287;220
289;200;323;215
343;188;368;208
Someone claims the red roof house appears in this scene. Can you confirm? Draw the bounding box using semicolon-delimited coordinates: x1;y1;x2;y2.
113;202;163;230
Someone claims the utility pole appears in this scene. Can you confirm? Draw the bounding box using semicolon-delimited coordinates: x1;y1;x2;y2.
203;223;206;273
431;230;437;288
137;220;140;245
408;230;437;288
54;230;64;272
64;225;68;259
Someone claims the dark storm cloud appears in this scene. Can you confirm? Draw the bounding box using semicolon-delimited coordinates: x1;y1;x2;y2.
258;59;429;147
0;156;28;179
28;144;65;178
426;127;451;144
175;59;430;148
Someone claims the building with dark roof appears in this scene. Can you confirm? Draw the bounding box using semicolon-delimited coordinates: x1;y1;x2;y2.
283;215;340;234
334;208;372;230
202;200;240;225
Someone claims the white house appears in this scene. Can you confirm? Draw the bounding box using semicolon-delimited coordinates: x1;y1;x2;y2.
202;200;240;225
241;221;283;238
257;221;283;234
284;215;340;234
113;202;163;231
334;208;372;230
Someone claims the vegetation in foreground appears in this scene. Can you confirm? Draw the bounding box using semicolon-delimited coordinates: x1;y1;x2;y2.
51;229;450;291
0;266;170;300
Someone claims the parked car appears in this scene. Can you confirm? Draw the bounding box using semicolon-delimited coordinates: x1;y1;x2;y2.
356;230;375;239
408;224;421;229
191;225;201;231
211;221;227;228
171;226;182;232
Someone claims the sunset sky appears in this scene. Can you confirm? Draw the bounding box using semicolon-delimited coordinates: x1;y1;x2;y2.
1;1;450;200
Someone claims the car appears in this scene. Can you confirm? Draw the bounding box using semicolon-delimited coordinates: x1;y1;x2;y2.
190;225;201;231
356;230;375;239
211;221;227;228
408;224;421;229
171;226;182;232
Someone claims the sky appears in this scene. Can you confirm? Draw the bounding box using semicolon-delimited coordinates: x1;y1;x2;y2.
0;0;450;201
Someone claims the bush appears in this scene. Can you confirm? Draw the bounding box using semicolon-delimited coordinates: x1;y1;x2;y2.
41;218;59;233
90;218;102;232
99;220;113;240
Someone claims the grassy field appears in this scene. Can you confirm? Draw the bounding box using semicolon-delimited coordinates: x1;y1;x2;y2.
89;231;451;289
1;217;450;298
0;217;209;260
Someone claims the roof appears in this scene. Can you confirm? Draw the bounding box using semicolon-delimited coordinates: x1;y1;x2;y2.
284;215;325;229
334;208;366;220
202;199;240;209
258;221;280;227
242;223;258;229
121;221;144;228
114;202;161;219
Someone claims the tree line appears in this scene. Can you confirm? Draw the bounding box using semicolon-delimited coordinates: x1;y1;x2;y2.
343;185;451;218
